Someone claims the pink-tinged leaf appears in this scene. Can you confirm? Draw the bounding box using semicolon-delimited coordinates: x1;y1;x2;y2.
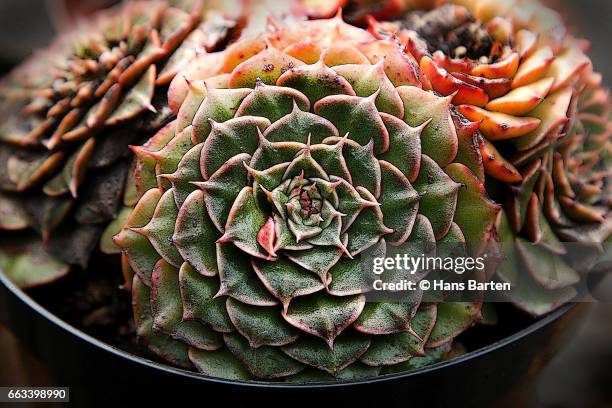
216;242;278;307
114;188;163;286
398;86;458;167
0;235;69;289
282;332;370;375
150;260;223;350
223;332;304;379
426;302;481;348
283;292;365;348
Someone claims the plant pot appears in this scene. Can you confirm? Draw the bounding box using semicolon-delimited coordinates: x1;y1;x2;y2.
0;271;587;407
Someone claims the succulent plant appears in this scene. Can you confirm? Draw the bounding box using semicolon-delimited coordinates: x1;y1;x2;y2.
111;12;501;380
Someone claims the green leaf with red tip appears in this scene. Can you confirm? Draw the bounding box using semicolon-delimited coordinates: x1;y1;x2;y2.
217;242;278;306
516;239;579;290
445;163;501;246
332;62;404;118
43;138;95;198
305;214;344;249
226;298;299;348
151;260;223;350
413;155;460;240
496;216;578;317
132;276;191;368
426;302;481;348
286;234;347;282
380;343;451;374
106;65;156;125
283;149;328;181
507;160;541;232
403;214;436;259
158;7;193;51
253;257;324;308
346;188;392;256
235;83;310;123
8;151;65;192
310;143;352;183
173;190;219;277
223;332;304;379
452;114;485;183
398;86;458;167
100;206;133;255
357;39;422;88
272;215;313;251
264;104;339;144
354;287;422;335
176;82;207;133
140;189;183;268
436;223;466;257
192;88;252;143
251;163;291;205
228;47;305;89
250;139;305;171
179;263;232;333
315;94;389;154
166;143;204;208
155;126;195;190
277;61;356;105
333;138;381;198
200;117;269;179
327;176;370;232
282;333;370;375
197;156;250;234
125;121;175;206
379;161;419;245
0;236;69;289
189;348;251;380
283;292;365;347
360;305;437;366
378;113;422;183
327;238;385;296
219;186;276;259
114;188;162;286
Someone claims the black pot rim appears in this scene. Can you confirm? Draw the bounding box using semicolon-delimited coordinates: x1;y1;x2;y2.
0;271;574;389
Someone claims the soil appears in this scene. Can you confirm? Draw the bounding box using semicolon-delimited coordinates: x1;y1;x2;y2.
26;252;146;359
400;5;494;59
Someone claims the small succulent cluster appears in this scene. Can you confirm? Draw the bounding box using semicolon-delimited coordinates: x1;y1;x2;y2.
0;0;240;286
373;0;612;316
0;0;610;382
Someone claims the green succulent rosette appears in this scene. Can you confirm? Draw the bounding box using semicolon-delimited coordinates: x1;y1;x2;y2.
114;17;501;380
